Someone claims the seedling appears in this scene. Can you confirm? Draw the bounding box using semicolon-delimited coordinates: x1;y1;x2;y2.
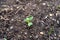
48;26;54;40
48;28;53;35
56;5;60;10
57;5;60;9
24;16;33;27
48;27;54;35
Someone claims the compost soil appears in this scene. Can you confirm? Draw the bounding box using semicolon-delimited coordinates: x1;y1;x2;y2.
0;0;60;40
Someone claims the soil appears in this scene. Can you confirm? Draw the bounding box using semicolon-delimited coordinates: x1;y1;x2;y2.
0;0;60;40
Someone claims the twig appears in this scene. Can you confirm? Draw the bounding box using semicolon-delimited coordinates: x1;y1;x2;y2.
15;7;22;14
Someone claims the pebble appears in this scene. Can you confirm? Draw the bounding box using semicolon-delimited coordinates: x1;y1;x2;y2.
49;14;54;16
35;35;39;38
39;0;42;2
18;35;21;37
17;6;20;9
57;20;59;24
54;33;57;36
42;3;46;5
40;32;44;35
7;28;9;31
24;32;27;35
10;26;13;29
16;0;19;1
30;36;32;38
11;19;14;21
44;15;48;19
10;8;13;10
52;18;56;21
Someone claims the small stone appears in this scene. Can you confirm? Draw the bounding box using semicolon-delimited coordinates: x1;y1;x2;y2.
10;8;13;10
24;32;27;35
10;26;13;29
16;0;19;1
22;8;25;10
11;19;14;21
7;29;9;31
52;18;56;21
35;35;38;38
57;20;59;24
49;14;53;16
54;33;56;36
42;3;46;5
40;32;44;35
30;36;32;38
17;6;20;9
41;21;44;23
18;35;21;37
39;0;42;2
44;15;48;19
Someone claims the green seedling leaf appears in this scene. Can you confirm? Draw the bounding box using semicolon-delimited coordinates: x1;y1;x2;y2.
57;5;60;11
28;22;33;26
24;16;33;22
28;16;33;21
48;28;54;35
24;17;30;23
57;5;60;9
24;15;33;27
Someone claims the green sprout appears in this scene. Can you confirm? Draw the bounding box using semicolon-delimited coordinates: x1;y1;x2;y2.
56;5;60;10
48;28;53;35
57;5;60;9
48;27;54;35
48;26;54;40
24;16;33;27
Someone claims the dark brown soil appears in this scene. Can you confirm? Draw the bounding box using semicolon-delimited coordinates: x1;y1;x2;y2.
0;0;60;40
